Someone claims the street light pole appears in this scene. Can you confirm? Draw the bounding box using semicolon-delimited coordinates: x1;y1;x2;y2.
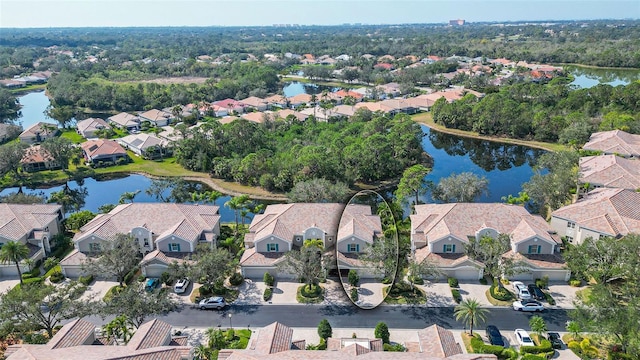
228;313;233;330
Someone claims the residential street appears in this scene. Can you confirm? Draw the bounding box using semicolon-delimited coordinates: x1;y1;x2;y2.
83;304;570;331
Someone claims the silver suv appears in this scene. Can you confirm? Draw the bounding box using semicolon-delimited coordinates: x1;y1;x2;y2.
199;296;226;310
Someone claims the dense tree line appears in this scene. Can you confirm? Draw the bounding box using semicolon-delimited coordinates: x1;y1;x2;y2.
432;81;640;144
174;113;428;192
0;88;20;121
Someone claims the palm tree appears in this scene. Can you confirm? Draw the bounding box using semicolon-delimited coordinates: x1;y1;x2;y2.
529;315;547;338
205;190;223;206
225;194;249;237
0;241;31;285
193;344;211;360
454;298;489;336
119;190;140;204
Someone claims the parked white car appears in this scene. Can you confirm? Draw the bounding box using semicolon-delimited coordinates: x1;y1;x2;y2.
199;296;227;310
514;329;535;347
173;278;190;294
513;300;545;312
512;281;532;300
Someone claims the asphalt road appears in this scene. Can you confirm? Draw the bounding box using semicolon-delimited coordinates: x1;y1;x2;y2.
137;304;571;331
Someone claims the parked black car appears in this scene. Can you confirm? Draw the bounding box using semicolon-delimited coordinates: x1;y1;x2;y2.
527;284;545;301
485;325;505;347
548;332;563;349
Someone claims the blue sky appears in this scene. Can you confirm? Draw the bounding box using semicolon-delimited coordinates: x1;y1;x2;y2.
1;0;638;28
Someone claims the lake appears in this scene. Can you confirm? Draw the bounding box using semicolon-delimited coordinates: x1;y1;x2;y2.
15;91;55;130
282;82;339;97
567;65;640;89
0;174;246;223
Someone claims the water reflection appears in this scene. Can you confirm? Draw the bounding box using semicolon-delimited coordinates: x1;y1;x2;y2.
282;82;339;97
567;65;640;89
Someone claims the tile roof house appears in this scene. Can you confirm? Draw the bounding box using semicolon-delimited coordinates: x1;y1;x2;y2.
0;204;63;277
76;117;111;139
550;187;640;244
335;204;382;279
18;122;59;145
5;318;191;360
263;95;288;109
411;203;568;281
20;145;60;172
107;112;140;132
582;130;640;158
274;109;307;122
139;109;175;127
60;203;220;278
221;322;489;359
240;96;269;112
579;155;640;190
213;99;246;114
117;133;168;158
241;111;273;124
80;139;128;165
240;203;353;279
287;93;313;108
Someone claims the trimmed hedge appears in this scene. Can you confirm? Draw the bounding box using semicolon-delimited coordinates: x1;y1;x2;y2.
521;339;553;354
383;343;406;352
451;289;462;303
350;287;359;302
490;282;514;301
263;272;275;287
543;291;556;305
229;272;244;286
448;277;459;288
521;354;547;360
470;336;504;357
50;271;65;283
79;274;94;286
263;288;273;301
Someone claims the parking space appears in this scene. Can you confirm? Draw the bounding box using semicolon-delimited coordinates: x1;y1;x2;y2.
420;281;458;307
457;281;493;306
546;283;581;308
81;280;119;301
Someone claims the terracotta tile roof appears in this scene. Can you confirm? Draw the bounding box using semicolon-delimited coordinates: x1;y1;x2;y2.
139;109;173;122
108;112;140;127
253;322;294;354
504;252;567;270
239;247;285;267
551;188;640;237
74;203;220;244
47;318;95;349
290;340;306;350
245;203;345;245
417;325;462;357
140;249;193;266
60;249;88;266
411;203;554;247
0;203;61;241
579;155;640;189
19;122;58;139
241;112;272;124
337;204;381;244
415;251;482;269
127;319;171;350
117;133;167;150
21;145;55;164
81;139;127;158
241;96;268;108
77;118;110;136
275;109;307;121
263;95;287;104
287;93;313;104
583;130;640;157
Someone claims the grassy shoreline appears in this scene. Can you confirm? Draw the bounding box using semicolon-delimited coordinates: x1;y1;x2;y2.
411;112;568;152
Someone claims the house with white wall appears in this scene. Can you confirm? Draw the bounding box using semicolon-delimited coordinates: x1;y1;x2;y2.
411;203;569;281
0;204;63;277
60;203;220;278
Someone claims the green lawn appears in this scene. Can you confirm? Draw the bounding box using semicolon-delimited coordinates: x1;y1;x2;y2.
60;129;84;144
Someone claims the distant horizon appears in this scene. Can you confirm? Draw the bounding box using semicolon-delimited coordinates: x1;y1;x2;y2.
1;1;638;29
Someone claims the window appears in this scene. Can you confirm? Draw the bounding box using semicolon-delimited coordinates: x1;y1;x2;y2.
169;243;181;252
144;238;149;247
567;222;575;229
347;244;360;253
89;243;101;252
566;236;574;243
527;245;541;254
267;243;279;252
443;244;456;253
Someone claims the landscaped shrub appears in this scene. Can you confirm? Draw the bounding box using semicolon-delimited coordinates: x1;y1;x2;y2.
470;336;504;357
608;352;635;360
521;339;553;354
350;287;359;302
544;291;556;305
49;271;65;283
123;268;139;285
43;258;60;272
317;319;332;340
79;274;94;286
451;289;462;303
348;269;360;287
479;277;488;285
501;347;518;360
263;272;275;287
383;343;406;352
22;277;43;285
229;272;244;286
375;322;390;344
489;282;514;301
297;285;324;303
409;275;424;285
448;277;459;288
521;354;547;360
535;276;549;289
569;279;582;287
263;288;272;301
381;277;392;284
160;272;171;286
137;275;146;282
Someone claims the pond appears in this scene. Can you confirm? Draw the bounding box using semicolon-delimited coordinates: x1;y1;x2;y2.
15;91;55;130
282;82;339;97
0;174;247;223
567;65;640;89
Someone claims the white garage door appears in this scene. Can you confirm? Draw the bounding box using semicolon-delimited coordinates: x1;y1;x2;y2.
532;270;570;282
143;264;168;278
451;267;481;280
62;265;85;279
509;272;534;281
0;265;21;277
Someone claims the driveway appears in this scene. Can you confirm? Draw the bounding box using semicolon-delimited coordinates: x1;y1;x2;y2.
546;283;581;309
420;281;458;307
457;281;493;306
81;280;119;301
0;276;20;294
